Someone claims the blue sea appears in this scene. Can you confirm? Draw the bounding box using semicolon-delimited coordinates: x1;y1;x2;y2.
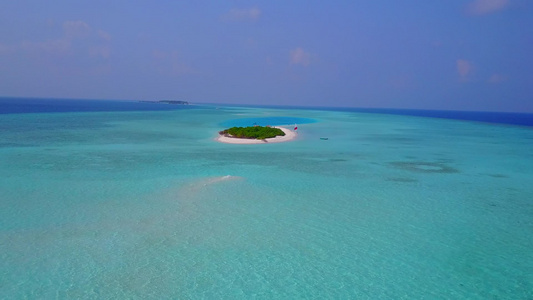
1;97;532;299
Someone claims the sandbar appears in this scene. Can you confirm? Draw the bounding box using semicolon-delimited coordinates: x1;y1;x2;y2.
216;126;297;144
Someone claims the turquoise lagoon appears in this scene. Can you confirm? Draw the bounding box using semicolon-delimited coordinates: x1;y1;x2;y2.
0;103;532;299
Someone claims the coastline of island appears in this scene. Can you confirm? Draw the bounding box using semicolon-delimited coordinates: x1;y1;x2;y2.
216;126;297;144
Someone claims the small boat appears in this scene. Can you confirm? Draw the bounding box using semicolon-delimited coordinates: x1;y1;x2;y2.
320;137;328;140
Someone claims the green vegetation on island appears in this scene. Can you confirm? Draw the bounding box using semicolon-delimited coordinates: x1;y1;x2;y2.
219;126;285;140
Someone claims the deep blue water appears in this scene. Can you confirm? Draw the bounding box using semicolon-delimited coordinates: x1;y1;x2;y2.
206;102;533;127
0;97;194;114
2;98;533;127
346;108;533;127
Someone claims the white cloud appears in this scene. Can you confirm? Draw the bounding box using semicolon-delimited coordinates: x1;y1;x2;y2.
290;48;312;66
63;21;91;39
431;40;443;48
57;21;111;58
488;73;507;83
18;39;71;56
90;45;111;59
97;30;112;41
222;8;261;21
0;20;111;60
468;0;509;15
152;49;167;60
457;59;474;81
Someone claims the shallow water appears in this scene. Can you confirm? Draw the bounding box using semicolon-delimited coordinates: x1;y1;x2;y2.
0;105;532;299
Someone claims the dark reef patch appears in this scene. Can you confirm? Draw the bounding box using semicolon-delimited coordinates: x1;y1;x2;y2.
390;161;459;173
329;158;348;162
387;177;418;183
487;173;509;178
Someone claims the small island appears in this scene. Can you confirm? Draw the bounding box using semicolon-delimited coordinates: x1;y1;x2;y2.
217;126;297;144
219;126;285;140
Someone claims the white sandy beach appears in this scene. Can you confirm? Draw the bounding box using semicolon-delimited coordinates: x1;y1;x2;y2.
217;126;297;144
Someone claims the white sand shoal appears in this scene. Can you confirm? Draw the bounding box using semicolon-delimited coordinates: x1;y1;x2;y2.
216;126;297;144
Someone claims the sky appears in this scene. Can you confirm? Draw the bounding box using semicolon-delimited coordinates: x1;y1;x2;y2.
0;1;532;112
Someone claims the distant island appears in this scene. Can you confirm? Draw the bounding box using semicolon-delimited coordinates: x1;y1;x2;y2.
158;100;189;105
219;126;285;140
140;100;189;105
